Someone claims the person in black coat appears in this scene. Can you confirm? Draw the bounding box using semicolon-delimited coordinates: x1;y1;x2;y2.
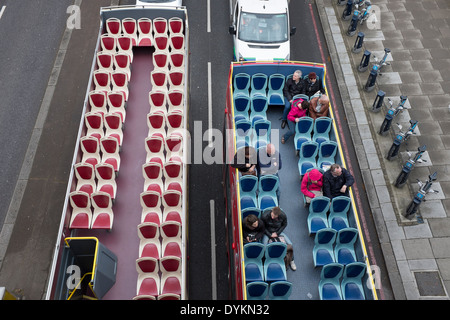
242;214;265;244
322;164;355;199
304;72;325;98
260;207;297;270
231;146;258;176
281;70;305;129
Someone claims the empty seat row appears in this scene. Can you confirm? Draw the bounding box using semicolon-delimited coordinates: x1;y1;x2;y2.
239;174;279;211
69;190;114;230
100;34;134;59
294;116;333;152
233;73;286;106
151;68;184;91
247;280;292;300
140;190;182;224
313;227;359;267
153;49;185;70
308;196;352;235
85;111;123;146
74;162;117;198
147;109;183;138
96;51;132;80
134;256;182;300
80;135;121;172
244;242;287;283
319;262;367;300
298;140;338;176
233;73;323;106
235;118;271;150
149;89;184;114
106;17;184;45
93;71;129;100
145;133;183;166
234;93;269;126
88;90;127;122
143;161;183;195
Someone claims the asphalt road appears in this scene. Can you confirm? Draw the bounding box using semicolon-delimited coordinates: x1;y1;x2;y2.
0;0;73;231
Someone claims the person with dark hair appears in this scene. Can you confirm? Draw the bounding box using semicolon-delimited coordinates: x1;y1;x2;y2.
322;164;354;199
304;72;324;98
260;206;296;271
242;214;265;244
281;99;309;144
231;146;258;176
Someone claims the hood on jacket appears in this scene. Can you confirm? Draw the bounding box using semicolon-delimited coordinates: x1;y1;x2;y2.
308;168;323;181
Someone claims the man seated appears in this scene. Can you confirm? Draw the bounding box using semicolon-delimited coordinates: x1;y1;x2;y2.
323;164;354;199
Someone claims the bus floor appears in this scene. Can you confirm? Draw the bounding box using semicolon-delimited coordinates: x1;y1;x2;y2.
76;47;153;300
267;107;321;300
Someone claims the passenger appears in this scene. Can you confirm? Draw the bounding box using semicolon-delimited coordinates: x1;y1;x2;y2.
322;164;354;199
261;206;296;271
309;94;330;120
281;99;309;144
281;70;305;129
231;146;258;176
304;72;324;98
242;214;265;244
301;168;323;205
257;143;282;176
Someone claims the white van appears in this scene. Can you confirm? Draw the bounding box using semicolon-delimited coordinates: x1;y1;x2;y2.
229;0;296;61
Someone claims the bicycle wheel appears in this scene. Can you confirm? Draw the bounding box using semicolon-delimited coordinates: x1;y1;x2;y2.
379;119;391;135
386;144;400;160
405;201;419;218
394;171;409;188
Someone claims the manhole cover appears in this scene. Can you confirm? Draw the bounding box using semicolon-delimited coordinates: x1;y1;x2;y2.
414;271;447;297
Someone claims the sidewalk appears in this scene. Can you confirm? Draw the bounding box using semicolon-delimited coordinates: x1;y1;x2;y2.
317;0;450;299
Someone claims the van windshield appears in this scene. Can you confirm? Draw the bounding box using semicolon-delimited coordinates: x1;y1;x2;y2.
238;12;288;43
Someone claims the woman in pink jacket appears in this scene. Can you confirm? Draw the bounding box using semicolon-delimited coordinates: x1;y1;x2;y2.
301;168;323;205
281;99;309;144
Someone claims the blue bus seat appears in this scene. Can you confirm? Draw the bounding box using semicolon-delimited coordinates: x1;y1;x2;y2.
328;196;351;231
319;263;344;300
313;228;337;267
258;175;280;211
341;262;367;300
234;94;251;121
267;73;286;105
250;95;268;125
294;116;314;151
253;119;271;146
297;140;319;176
235;119;252;145
244;242;265;282
250;73;268;98
264;242;287;282
242;207;261;219
334;228;358;265
312;117;332;142
233;72;251;97
268;281;292;300
247;281;269;300
317;140;338;170
307;196;331;235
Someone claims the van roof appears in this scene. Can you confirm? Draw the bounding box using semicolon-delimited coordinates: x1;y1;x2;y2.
238;0;288;15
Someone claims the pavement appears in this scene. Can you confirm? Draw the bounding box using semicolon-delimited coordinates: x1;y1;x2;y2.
316;0;450;299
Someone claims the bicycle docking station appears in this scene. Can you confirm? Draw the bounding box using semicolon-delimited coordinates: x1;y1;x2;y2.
371;90;385;113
